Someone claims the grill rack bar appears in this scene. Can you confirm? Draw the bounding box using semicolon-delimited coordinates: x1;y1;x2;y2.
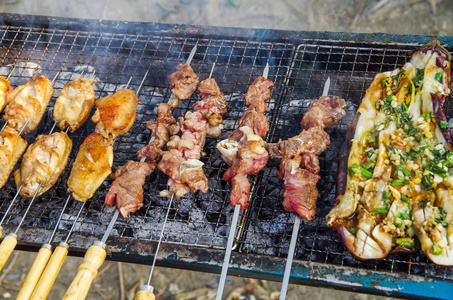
0;13;453;299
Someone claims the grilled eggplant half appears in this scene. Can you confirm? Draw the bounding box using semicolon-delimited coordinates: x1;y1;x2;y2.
327;40;453;266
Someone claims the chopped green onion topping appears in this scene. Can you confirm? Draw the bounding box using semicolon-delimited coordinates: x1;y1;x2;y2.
395;238;415;249
384;191;391;199
350;227;356;234
399;212;410;220
362;161;374;170
370;208;388;215
440;121;450;129
397;166;412;177
429;244;443;255
349;163;360;177
417;133;425;143
435;72;442;82
381;78;387;88
360;167;373;179
401;196;410;203
418;198;429;208
407;128;417;136
423;112;432;122
386;95;393;102
391;179;406;187
367;150;374;158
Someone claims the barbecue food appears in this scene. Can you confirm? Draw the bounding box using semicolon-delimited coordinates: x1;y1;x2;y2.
105;160;155;218
137;103;180;164
159;78;227;199
91;89;139;139
327;40;453;266
0;76;12;113
194;78;228;137
0;126;27;189
4;75;54;135
168;63;199;107
159;111;209;198
217;76;274;209
14;132;72;198
67;132;114;202
269;96;346;221
53;77;97;132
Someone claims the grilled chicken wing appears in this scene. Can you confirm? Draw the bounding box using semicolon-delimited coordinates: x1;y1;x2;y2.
0;126;27;189
0;76;12;113
67;132;114;202
14;132;72;198
53;77;97;132
91;89;139;139
4;75;54;135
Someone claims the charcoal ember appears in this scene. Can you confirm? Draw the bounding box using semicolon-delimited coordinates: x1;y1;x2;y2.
175;197;193;217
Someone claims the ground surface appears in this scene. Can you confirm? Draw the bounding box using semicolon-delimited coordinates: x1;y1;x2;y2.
0;0;451;299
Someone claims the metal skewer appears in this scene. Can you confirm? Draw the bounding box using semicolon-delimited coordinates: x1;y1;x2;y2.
279;76;330;300
216;63;269;300
134;58;212;300
61;70;153;300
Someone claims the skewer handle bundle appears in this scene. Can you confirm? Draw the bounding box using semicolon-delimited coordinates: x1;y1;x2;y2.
31;242;69;300
16;244;52;300
134;286;155;300
63;241;106;300
0;233;17;271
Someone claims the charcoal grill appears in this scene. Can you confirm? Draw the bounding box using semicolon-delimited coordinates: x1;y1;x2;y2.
0;13;452;299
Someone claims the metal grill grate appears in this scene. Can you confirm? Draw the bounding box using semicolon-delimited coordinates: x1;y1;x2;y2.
241;42;453;282
1;16;453;296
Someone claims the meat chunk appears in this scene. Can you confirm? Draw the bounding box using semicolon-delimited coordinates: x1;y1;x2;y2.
91;89;139;139
244;76;274;114
194;78;228;137
230;174;251;209
228;110;269;141
105;161;155;218
53;77;97;132
0;126;27;189
137;103;180;164
168;63;199;103
0;76;12;113
4;75;54;135
301;96;347;130
67;132;113;202
14;132;72;198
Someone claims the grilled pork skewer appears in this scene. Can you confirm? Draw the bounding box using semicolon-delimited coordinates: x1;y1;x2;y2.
168;63;200;108
216;65;273;300
277;80;346;299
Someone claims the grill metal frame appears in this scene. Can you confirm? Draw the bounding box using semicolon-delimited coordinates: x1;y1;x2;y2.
0;13;453;299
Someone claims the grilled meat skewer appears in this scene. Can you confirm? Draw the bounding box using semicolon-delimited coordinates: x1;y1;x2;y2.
168;63;199;108
217;76;274;209
91;88;140;139
53;77;97;132
0;76;12;113
4;75;54;135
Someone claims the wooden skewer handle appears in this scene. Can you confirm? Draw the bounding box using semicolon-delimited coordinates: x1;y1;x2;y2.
16;244;52;300
134;286;155;300
63;241;106;300
0;233;17;271
30;242;69;300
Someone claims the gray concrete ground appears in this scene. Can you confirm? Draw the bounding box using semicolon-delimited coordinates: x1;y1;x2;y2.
0;0;451;299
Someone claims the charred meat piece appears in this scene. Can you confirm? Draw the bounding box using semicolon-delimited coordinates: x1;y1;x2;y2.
91;89;139;139
14;132;72;198
272;96;345;221
158;111;209;198
168;63;199;103
244;76;274;114
67;132;113;202
137;103;179;164
301;96;347;130
4;75;54;135
217;76;274;209
0;76;12;113
194;78;228;137
53;77;97;132
105;161;155;218
0;126;27;189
